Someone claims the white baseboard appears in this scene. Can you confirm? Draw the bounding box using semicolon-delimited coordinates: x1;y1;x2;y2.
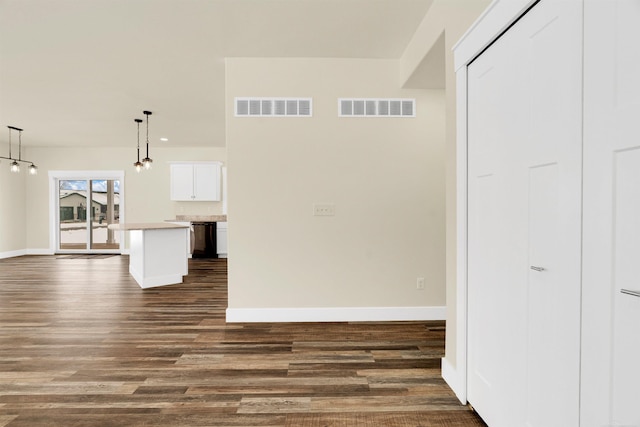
1;249;125;259
441;356;466;404
226;306;445;323
27;248;55;256
0;249;27;259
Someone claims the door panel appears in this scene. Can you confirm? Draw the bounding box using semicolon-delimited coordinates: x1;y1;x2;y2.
59;179;89;250
468;174;499;416
525;162;580;427
526;164;560;427
467;1;582;426
524;4;583;426
89;180;119;250
57;177;121;252
582;1;640;425
611;148;640;425
610;11;640;425
467;28;525;427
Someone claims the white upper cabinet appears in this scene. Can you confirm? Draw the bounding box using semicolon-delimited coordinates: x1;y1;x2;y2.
170;162;221;201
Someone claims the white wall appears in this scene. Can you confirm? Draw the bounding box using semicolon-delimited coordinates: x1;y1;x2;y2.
0;155;28;256
226;57;446;321
24;146;226;251
400;0;491;370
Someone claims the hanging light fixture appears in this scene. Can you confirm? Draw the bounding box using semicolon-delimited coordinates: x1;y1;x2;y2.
8;127;19;172
133;118;143;172
141;110;153;170
2;126;37;175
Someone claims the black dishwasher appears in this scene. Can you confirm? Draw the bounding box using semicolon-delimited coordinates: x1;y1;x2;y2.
191;222;217;258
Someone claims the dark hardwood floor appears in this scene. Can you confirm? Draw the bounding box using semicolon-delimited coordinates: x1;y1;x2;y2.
0;255;486;427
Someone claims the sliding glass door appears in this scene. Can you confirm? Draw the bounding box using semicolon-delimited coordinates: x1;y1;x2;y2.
52;171;124;253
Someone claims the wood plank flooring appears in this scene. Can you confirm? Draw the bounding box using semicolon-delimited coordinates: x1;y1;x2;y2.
0;255;486;427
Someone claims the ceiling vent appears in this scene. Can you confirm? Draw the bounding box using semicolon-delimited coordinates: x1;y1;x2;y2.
338;98;415;117
235;98;313;117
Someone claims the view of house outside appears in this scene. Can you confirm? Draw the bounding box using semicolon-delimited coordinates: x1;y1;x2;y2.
58;179;120;250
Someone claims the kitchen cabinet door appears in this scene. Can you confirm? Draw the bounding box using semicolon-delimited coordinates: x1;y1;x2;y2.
170;164;195;201
193;164;220;201
170;162;221;201
216;222;227;257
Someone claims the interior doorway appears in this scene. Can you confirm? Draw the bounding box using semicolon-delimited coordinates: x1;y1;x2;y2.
50;171;124;253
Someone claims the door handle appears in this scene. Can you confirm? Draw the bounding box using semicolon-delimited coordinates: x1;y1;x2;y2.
530;266;545;272
621;289;640;298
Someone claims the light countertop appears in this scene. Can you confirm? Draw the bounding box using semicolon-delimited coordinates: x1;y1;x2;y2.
108;223;190;231
175;215;227;222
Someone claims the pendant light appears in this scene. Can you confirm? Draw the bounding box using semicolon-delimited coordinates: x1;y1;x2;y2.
141;110;153;170
2;126;37;175
10;160;20;173
133;118;143;172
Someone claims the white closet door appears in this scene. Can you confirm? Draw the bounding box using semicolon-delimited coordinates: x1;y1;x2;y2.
467;25;527;426
582;1;640;426
610;151;640;425
467;2;582;426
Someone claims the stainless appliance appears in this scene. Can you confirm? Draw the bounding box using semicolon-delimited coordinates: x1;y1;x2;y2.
191;222;217;258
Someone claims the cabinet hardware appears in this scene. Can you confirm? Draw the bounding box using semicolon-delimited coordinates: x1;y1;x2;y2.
530;266;545;272
621;289;640;298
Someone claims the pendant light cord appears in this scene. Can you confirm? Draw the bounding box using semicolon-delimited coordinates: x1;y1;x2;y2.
134;111;152;171
137;120;141;161
18;130;22;161
145;112;150;158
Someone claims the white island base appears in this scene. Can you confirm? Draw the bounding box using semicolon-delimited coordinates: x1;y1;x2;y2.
110;223;189;288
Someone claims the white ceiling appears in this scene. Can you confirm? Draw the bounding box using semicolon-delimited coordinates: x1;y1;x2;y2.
0;0;433;149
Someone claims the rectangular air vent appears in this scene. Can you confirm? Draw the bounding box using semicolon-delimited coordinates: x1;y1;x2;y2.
235;98;312;117
338;98;416;117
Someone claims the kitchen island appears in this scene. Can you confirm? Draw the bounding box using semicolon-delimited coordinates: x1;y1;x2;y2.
108;223;189;288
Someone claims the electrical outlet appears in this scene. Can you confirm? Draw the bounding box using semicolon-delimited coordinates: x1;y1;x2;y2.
313;203;335;216
416;277;425;290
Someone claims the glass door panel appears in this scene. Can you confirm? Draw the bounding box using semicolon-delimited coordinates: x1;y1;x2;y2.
57;177;121;252
90;179;120;250
59;179;89;250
